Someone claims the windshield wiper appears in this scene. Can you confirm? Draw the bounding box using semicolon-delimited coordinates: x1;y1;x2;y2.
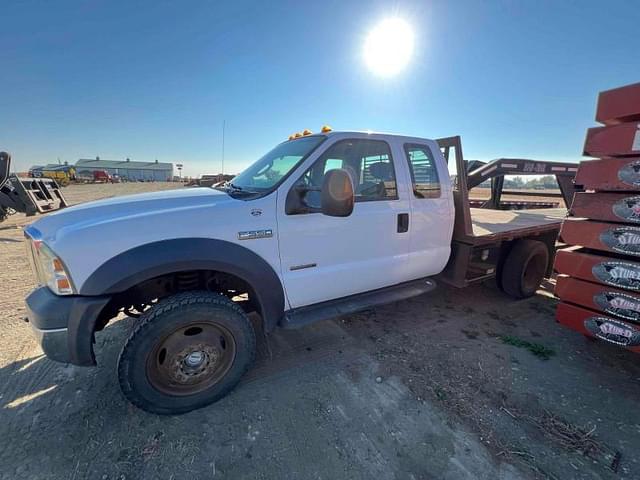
222;182;262;196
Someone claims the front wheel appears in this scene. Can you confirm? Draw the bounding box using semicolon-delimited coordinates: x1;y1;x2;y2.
118;291;256;414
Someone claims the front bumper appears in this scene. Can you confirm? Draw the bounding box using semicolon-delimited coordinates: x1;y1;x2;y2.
25;286;112;366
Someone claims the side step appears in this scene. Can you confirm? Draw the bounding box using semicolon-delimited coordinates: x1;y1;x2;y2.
281;277;436;329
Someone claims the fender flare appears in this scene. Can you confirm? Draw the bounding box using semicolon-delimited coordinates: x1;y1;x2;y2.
81;238;285;331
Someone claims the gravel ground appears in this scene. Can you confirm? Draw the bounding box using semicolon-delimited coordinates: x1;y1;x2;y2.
1;182;639;479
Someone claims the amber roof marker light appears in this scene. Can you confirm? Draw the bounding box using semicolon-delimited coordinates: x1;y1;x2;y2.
321;125;332;133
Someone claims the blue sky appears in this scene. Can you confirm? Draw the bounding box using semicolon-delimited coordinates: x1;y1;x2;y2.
1;0;639;176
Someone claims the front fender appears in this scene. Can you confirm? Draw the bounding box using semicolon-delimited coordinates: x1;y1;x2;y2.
80;238;285;331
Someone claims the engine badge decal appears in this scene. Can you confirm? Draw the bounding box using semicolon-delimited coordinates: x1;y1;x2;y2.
612;196;640;223
583;316;640;347
600;226;640;256
594;291;640;321
592;262;640;290
618;160;640;187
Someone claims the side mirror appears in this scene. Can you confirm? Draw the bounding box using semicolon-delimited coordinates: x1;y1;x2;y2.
0;152;10;189
321;169;354;217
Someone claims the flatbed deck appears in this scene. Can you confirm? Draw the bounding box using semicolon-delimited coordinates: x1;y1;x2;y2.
469;207;567;239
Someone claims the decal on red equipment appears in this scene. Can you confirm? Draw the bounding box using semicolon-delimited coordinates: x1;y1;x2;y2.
594;291;640;321
600;226;640;255
592;262;640;290
613;196;640;223
583;317;640;347
618;160;640;187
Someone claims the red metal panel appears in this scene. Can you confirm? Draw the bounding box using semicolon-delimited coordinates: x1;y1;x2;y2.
555;275;640;322
583;123;640;157
556;302;640;352
560;219;640;256
554;249;640;290
570;192;640;223
574;157;640;191
596;82;640;126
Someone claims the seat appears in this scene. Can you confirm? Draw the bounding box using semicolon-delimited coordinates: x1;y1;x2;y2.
357;162;393;198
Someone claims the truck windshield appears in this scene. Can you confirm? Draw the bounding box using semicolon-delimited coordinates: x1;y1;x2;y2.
228;136;325;193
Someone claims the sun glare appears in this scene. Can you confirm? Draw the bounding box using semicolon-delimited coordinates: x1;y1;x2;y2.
364;18;414;77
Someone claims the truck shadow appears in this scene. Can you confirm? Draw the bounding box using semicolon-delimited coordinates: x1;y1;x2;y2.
0;315;363;479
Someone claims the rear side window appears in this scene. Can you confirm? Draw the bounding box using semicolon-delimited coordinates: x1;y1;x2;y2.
403;144;441;199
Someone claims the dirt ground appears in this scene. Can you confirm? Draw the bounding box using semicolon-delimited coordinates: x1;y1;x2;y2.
1;183;639;480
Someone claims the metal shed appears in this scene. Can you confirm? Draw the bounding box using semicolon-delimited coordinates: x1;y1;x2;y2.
75;158;173;181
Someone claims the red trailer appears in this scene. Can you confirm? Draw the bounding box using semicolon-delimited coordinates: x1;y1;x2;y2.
556;302;640;352
584;123;640;157
560;219;640;257
574;157;640;191
555;275;640;322
596;82;640;125
570;192;640;224
554;248;640;291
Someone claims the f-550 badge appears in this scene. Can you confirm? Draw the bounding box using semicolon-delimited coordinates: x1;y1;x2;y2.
238;229;273;240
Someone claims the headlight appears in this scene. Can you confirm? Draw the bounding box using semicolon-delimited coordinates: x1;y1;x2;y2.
25;233;75;295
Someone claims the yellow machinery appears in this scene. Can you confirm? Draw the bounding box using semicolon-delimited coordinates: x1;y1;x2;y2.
34;166;77;186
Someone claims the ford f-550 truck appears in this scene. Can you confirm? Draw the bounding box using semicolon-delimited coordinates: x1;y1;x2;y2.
21;129;577;414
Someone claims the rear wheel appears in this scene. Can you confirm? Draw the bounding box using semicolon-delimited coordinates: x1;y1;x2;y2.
500;239;549;299
118;291;255;414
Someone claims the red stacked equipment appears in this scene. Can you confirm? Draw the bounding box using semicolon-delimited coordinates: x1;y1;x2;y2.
555;82;640;352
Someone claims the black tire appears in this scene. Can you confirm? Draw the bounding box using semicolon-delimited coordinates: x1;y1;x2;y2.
500;239;549;299
118;291;256;415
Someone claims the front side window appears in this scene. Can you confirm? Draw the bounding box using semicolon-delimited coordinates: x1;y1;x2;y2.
229;136;325;193
404;144;441;198
296;139;398;209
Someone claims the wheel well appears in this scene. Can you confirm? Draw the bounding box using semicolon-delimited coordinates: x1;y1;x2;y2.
95;269;261;332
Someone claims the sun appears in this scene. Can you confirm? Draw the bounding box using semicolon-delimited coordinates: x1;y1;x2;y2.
364;18;415;77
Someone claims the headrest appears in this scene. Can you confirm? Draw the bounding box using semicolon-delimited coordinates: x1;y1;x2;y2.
367;162;393;180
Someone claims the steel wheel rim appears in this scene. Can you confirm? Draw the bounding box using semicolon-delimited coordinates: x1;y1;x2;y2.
146;322;237;396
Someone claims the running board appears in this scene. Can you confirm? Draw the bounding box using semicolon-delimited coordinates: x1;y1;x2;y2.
281;278;436;329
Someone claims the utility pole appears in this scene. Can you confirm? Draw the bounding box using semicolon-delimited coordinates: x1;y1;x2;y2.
222;119;226;175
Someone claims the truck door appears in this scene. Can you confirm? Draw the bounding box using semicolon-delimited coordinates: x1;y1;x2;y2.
277;137;411;309
401;141;454;279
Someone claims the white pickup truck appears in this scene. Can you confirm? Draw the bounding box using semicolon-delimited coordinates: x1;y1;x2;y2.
20;129;577;414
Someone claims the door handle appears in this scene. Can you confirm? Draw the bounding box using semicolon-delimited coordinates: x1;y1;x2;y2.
397;213;409;233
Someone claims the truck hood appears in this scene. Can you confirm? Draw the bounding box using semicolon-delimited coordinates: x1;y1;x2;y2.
29;187;233;243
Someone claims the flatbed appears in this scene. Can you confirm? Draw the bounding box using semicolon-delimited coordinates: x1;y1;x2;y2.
436;136;577;289
469;207;567;239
